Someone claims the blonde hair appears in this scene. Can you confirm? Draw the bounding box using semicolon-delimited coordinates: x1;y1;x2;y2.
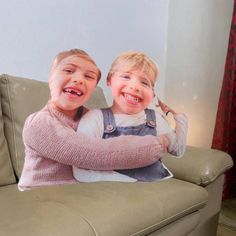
107;51;159;86
50;48;101;82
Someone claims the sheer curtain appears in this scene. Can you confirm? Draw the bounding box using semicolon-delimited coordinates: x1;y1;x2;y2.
212;0;236;199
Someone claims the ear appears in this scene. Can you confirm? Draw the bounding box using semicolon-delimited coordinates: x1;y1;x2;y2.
152;89;156;98
107;73;112;86
107;78;111;86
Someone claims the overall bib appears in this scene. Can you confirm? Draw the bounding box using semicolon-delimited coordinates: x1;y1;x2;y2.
101;108;172;182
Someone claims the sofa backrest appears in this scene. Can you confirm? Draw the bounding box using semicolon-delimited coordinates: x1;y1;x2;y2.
0;74;107;182
0;86;16;186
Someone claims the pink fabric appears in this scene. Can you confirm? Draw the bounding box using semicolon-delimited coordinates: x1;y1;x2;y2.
18;103;165;190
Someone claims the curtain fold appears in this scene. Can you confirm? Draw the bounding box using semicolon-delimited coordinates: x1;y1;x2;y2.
212;0;236;199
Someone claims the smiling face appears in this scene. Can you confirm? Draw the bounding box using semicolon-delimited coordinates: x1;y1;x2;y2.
49;55;100;118
107;51;158;115
108;65;155;115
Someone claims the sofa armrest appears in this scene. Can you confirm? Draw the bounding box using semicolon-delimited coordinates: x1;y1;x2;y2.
162;146;233;186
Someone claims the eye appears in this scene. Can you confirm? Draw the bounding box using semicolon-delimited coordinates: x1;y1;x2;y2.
64;68;74;74
141;79;152;87
121;74;130;80
85;74;97;81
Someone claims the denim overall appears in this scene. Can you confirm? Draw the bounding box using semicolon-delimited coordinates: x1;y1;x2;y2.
101;108;172;182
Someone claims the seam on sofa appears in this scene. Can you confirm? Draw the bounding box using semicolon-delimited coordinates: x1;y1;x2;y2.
130;200;208;236
30;194;99;236
1;74;19;176
200;164;234;186
76;215;99;236
0;75;16;184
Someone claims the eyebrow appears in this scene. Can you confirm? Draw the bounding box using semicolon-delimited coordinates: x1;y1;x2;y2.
119;70;155;87
124;71;151;82
64;63;98;75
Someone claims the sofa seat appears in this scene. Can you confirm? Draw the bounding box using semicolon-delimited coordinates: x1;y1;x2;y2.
0;178;207;236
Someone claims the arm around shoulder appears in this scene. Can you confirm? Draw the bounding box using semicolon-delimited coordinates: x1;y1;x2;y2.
23;110;166;170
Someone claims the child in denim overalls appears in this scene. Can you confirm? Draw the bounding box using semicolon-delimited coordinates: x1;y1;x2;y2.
73;51;188;182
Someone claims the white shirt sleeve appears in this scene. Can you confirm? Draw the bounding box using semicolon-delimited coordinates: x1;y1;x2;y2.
76;109;104;138
155;111;188;158
73;109;137;183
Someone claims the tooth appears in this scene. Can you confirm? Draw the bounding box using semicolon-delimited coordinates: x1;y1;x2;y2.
124;93;140;102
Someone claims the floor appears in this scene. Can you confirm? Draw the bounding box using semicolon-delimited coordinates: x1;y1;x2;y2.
217;198;236;236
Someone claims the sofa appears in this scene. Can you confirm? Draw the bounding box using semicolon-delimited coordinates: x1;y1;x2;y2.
0;74;233;236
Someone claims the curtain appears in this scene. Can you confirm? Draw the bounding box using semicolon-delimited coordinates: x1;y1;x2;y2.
212;1;236;199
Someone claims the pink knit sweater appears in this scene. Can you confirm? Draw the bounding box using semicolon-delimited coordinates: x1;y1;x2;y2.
18;104;165;190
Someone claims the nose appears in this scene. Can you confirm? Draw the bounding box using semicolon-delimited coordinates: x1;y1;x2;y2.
128;79;140;91
72;76;84;85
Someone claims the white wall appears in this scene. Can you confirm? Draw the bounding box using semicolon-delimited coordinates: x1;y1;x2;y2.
165;0;233;147
0;0;168;105
0;0;234;148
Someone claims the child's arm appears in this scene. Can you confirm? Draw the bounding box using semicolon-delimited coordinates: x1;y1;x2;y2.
156;98;178;116
165;114;188;157
23;110;167;171
156;99;188;157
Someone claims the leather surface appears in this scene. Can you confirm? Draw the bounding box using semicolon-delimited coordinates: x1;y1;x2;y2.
0;84;15;185
148;211;200;236
163;146;233;186
0;179;207;236
0;185;96;236
0;74;50;179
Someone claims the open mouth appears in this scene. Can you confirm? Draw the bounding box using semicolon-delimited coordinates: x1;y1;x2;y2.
123;93;142;104
63;87;83;96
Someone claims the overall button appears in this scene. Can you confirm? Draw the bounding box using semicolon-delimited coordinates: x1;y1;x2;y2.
147;120;156;128
106;124;115;132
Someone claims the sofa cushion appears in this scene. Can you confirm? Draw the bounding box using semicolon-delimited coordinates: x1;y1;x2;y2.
0;179;208;236
0;91;16;185
0;185;96;236
0;74;107;179
0;74;50;179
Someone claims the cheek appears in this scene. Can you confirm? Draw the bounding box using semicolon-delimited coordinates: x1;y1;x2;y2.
144;90;154;104
49;71;68;88
49;78;63;99
111;87;120;97
110;82;122;94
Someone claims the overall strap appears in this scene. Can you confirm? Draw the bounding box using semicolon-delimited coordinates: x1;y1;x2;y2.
144;109;156;128
101;108;116;134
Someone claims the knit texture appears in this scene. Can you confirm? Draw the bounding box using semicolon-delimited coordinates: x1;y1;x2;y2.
18;104;165;190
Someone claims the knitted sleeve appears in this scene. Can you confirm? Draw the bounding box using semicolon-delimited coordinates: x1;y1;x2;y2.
23;112;165;170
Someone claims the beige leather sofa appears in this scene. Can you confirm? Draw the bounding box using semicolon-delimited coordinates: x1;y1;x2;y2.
0;74;233;236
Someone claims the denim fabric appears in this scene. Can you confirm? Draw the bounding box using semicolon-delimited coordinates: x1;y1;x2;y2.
101;108;171;181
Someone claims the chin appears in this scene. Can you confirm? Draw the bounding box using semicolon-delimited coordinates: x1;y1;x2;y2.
122;108;140;115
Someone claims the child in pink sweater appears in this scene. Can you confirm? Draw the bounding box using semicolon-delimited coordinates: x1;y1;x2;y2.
18;48;168;191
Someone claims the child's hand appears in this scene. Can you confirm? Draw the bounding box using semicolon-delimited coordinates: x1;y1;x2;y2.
161;135;169;151
156;98;177;116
